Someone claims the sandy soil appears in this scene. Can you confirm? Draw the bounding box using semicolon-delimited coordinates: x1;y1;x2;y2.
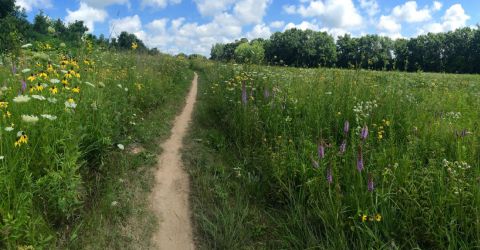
149;73;197;250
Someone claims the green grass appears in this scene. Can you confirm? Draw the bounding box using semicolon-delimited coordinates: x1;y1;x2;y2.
0;42;192;249
187;62;480;249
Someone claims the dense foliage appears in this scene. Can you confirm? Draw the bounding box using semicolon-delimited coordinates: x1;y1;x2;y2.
192;63;480;248
211;27;480;74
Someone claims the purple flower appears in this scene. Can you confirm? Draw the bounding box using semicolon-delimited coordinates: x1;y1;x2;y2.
368;173;374;192
312;159;319;169
21;80;27;93
344;120;350;134
339;140;347;154
327;166;333;184
357;146;364;172
241;81;247;105
361;126;368;141
317;142;325;159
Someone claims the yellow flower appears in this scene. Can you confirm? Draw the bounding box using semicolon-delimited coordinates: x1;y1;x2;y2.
67;97;75;104
38;71;48;79
15;132;28;147
50;86;58;94
0;102;8;109
135;83;143;90
385;120;391;126
375;214;382;222
27;74;36;82
72;86;80;93
75;72;81;78
361;215;368;222
35;84;44;92
131;42;138;50
47;63;54;72
62;78;69;86
4;111;11;118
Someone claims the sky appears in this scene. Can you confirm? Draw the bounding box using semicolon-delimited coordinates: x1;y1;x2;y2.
15;0;480;56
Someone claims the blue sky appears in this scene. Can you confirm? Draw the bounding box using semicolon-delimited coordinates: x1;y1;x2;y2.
16;0;479;55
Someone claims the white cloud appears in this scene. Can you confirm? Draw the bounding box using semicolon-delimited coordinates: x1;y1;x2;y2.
141;0;181;9
80;0;129;8
284;21;320;31
377;15;401;34
270;21;285;29
283;0;364;30
109;15;146;41
246;23;271;39
233;0;271;24
359;0;379;17
16;0;52;12
65;2;108;32
391;1;432;23
420;4;470;34
193;0;236;16
432;1;442;11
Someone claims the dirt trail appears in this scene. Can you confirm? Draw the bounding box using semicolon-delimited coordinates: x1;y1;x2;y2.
150;73;197;250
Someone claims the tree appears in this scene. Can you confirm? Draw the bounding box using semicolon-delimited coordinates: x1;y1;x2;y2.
393;38;408;71
210;43;225;61
0;0;15;19
234;41;264;64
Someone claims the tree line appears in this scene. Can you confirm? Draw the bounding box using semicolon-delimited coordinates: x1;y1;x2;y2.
211;26;480;74
0;0;156;56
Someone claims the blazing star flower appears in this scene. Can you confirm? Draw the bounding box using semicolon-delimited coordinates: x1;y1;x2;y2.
339;140;347;154
361;125;368;140
344;120;350;134
21;80;27;93
357;146;364;172
241;81;247;105
327;166;333;184
368;173;374;192
317;142;325;159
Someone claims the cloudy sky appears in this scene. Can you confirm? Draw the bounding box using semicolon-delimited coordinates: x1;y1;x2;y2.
16;0;479;55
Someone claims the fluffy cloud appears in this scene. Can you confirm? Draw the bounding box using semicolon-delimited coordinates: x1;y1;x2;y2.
246;23;272;39
80;0;130;8
269;21;285;29
16;0;52;12
283;0;364;29
391;1;433;23
141;0;181;9
65;2;108;32
359;0;379;17
234;0;271;24
284;21;320;31
420;4;470;34
193;0;236;16
110;15;146;40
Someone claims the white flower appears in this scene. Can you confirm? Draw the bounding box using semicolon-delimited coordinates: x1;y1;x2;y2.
40;114;57;120
111;201;119;207
117;144;125;150
5;127;13;132
124;88;128;92
98;82;105;88
47;97;57;103
21;43;32;48
85;82;95;87
13;95;31;103
0;156;4;160
31;95;46;101
65;100;77;109
61;70;68;74
21;68;31;73
21;115;39;123
117;84;122;88
16;131;24;137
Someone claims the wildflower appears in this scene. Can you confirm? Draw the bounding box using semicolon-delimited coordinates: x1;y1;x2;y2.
326;166;333;184
38;71;47;79
339;140;347;154
5;127;13;132
13;95;31;103
27;74;36;82
0;102;8;109
0;156;4;160
361;214;368;222
375;214;382;222
15;131;28;147
31;95;46;101
21;115;39;123
50;78;60;84
50;86;58;94
131;42;138;50
21;80;27;93
117;144;125;150
111;201;119;207
85;82;96;88
368;173;374;192
21;68;31;73
4;111;11;118
72;86;80;93
35;83;44;91
344;120;349;134
40;114;57;120
357;146;364;172
65;98;77;109
241;81;247;105
47;97;57;103
21;43;32;48
361;125;368;141
317;142;325;159
62;78;69;86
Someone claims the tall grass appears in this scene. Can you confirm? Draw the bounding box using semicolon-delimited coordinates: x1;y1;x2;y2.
0;42;190;248
192;63;480;249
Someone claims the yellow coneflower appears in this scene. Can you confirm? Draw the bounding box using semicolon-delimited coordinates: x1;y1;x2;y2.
361;215;368;222
67;97;75;104
0;102;8;109
50;86;58;94
35;83;44;92
27;74;36;82
38;71;48;79
375;214;382;222
4;111;11;118
72;86;80;93
29;86;35;93
47;63;54;72
15;131;28;147
131;42;138;50
65;71;72;79
62;78;69;86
